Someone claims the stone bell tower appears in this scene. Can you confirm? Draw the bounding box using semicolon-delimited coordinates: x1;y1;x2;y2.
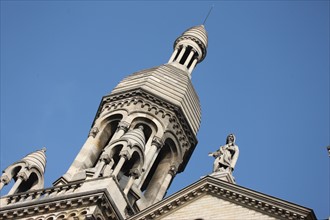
0;25;208;220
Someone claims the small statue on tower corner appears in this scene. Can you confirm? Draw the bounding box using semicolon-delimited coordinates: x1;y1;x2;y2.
209;134;239;174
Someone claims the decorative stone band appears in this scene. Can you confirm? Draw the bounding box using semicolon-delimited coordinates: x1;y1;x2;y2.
129;176;316;220
98;90;197;147
96;90;199;173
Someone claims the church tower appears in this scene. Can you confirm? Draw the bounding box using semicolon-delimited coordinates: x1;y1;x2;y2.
0;25;208;220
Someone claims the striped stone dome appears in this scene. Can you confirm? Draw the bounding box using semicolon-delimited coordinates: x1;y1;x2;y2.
22;148;47;174
119;126;146;150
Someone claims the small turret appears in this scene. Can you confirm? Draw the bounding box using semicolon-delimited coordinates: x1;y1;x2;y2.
168;25;208;75
0;148;46;195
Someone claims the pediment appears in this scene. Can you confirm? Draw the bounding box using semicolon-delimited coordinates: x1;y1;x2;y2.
130;176;316;220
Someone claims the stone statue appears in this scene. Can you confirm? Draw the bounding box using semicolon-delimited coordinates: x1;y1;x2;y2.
209;134;239;173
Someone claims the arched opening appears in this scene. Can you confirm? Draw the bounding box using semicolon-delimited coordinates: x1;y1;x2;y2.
16;172;39;193
118;150;141;186
142;139;175;201
109;144;124;169
98;114;123;149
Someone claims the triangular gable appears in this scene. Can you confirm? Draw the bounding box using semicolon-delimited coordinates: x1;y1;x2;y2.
130;176;316;220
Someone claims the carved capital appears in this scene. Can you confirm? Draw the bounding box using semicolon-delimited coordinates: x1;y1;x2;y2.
0;174;10;184
129;168;141;179
117;121;130;132
17;171;29;181
119;150;130;160
152;137;164;149
89;127;99;138
100;153;111;164
168;164;178;176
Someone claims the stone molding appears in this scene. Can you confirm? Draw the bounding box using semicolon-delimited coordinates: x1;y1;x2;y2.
129;176;316;220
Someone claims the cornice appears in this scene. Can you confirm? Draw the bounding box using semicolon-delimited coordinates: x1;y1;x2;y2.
129;176;316;220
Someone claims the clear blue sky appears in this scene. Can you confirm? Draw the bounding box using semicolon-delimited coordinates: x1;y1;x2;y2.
1;1;329;218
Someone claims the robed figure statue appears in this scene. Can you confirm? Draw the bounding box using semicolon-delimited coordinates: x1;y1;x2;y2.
209;134;239;173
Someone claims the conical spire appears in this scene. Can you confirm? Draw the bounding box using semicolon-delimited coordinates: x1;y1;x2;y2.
0;148;47;194
21;147;47;174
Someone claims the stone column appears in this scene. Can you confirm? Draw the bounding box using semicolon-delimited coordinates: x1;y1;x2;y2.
8;169;29;195
176;46;187;63
65;126;102;178
153;164;178;204
136;137;163;187
0;174;10;191
102;159;115;177
109;121;130;143
188;58;198;74
112;151;130;178
93;153;111;178
123;169;141;195
184;49;195;66
168;48;179;63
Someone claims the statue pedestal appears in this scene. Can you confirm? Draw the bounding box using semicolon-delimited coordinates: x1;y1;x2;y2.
209;171;236;184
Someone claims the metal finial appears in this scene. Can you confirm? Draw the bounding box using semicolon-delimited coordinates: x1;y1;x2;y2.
203;5;214;25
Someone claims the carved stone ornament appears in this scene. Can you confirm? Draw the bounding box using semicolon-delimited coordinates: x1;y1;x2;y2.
100;153;111;164
119;150;131;160
0;174;10;184
89;127;99;138
17;171;29;181
117;121;130;132
151;137;164;149
129;168;141;179
168;164;178;176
